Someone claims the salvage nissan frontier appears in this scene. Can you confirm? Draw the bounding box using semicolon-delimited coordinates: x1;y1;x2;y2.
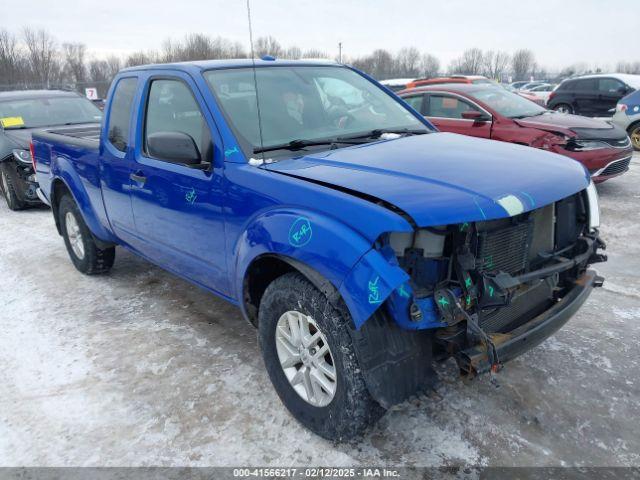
32;59;606;440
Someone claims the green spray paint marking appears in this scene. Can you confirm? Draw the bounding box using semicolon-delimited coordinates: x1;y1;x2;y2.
437;296;449;308
466;295;471;306
224;146;239;157
473;197;487;220
288;217;313;247
520;191;535;208
185;187;197;205
484;255;494;269
489;286;495;297
460;222;469;232
368;276;382;304
465;276;472;288
398;284;411;298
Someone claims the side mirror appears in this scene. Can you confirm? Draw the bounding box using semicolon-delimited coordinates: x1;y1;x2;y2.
462;110;489;121
147;131;201;165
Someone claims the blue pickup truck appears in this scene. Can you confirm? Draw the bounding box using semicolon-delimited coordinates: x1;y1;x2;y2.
32;59;606;440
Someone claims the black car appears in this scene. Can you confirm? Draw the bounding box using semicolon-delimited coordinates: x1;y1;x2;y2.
0;90;102;210
548;74;640;117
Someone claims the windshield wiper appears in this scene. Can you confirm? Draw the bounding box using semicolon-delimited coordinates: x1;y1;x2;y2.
337;128;429;142
511;111;546;119
253;138;359;154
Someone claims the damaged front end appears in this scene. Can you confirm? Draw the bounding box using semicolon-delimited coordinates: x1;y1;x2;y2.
377;184;606;379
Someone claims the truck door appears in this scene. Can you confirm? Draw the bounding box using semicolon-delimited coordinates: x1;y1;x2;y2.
128;73;228;295
101;76;138;242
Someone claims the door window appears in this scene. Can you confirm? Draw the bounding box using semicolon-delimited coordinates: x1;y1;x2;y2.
144;79;211;163
574;79;597;92
403;95;425;113
597;78;624;93
426;95;480;119
107;77;137;152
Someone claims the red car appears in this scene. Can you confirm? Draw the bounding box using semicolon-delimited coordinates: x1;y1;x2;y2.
406;76;546;107
398;84;633;182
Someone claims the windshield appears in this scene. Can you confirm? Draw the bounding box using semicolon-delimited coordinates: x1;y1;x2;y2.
204;65;430;158
0;96;103;129
471;87;547;118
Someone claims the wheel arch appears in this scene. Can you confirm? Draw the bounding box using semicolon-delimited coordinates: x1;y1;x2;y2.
235;208;412;330
49;175;115;248
242;254;341;328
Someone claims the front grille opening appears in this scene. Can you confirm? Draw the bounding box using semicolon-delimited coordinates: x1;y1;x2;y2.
600;157;631;177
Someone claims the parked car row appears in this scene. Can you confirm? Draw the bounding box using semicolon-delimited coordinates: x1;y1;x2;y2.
0;90;103;210
0;59;611;441
398;83;633;180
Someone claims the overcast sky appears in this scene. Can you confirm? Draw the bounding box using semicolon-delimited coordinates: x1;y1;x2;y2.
2;0;637;70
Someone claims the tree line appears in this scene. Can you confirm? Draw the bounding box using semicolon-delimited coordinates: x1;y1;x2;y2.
2;27;639;98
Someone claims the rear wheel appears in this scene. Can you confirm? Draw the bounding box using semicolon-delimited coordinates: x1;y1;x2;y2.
58;194;115;274
553;103;573;114
258;272;383;440
0;163;26;211
628;123;640;151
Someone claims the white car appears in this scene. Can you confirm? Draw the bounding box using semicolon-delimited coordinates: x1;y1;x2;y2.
523;84;557;104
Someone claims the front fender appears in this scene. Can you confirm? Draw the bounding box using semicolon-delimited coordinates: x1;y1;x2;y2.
234;208;411;328
51;157;116;243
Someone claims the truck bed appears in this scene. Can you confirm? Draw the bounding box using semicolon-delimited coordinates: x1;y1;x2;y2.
34;124;101;150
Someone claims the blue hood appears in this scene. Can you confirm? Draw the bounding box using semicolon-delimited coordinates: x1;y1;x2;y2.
267;132;590;227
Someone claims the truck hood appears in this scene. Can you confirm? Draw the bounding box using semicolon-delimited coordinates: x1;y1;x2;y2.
515;111;626;140
266;132;589;227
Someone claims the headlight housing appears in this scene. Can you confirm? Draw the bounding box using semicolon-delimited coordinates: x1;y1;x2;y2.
566;140;609;152
12;148;32;165
586;180;600;230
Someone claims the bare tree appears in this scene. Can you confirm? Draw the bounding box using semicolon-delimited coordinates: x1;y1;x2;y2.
449;48;484;75
0;30;25;85
511;49;535;81
616;60;640;74
420;53;440;78
302;48;329;59
62;42;87;84
254;36;282;58
125;50;157;67
393;47;420;77
482;50;510;80
22;27;59;87
282;46;302;59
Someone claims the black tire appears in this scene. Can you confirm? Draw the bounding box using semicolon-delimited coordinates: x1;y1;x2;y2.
0;162;26;211
258;272;383;441
553;103;573;114
628;123;640;151
58;194;115;274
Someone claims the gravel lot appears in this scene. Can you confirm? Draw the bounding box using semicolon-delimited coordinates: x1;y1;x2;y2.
1;153;639;467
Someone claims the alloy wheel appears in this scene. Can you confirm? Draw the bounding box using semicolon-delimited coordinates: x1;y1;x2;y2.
65;211;85;260
275;310;337;407
631;127;640;150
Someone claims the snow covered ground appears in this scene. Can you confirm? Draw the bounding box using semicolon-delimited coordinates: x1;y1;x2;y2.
1;153;639;467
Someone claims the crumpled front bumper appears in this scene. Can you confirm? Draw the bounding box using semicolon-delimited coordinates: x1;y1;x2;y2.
457;269;602;377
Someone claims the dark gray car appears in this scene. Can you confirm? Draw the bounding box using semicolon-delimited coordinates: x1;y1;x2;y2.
0;90;102;210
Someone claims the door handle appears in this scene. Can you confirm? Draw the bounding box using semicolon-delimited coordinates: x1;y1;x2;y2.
130;171;146;184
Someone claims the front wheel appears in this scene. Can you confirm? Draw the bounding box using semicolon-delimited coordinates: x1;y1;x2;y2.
628;123;640;151
0;163;26;211
58;194;115;274
553;103;573;114
258;272;383;440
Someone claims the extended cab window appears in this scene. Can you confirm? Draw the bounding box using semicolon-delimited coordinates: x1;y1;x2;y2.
107;77;137;152
144;79;211;163
427;95;479;119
